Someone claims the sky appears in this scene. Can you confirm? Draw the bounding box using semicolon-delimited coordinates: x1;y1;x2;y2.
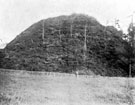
0;0;135;47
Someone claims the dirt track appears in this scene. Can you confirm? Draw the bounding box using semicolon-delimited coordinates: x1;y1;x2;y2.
0;69;135;105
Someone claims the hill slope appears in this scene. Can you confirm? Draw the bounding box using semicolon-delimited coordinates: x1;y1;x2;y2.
3;14;127;76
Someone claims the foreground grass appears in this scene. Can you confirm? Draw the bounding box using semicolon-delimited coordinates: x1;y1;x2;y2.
0;69;135;105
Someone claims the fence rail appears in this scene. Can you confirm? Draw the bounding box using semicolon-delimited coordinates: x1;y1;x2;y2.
0;68;96;78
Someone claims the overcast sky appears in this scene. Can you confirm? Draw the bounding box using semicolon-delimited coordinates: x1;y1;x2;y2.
0;0;135;45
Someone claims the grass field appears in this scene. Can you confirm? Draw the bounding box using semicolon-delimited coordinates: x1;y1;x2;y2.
0;69;135;105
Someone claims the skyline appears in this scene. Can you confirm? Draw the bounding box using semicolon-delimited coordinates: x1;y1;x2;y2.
0;0;135;47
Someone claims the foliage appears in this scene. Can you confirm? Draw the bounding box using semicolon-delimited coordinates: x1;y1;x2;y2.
0;50;5;68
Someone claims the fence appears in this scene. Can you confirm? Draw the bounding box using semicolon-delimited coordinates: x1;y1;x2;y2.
0;69;96;78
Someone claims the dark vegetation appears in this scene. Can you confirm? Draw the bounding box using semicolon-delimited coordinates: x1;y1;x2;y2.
0;14;134;76
0;49;5;68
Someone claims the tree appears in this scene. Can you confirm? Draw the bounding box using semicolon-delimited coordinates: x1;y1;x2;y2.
127;23;135;77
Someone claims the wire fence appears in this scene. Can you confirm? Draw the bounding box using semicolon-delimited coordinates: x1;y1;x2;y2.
0;69;98;79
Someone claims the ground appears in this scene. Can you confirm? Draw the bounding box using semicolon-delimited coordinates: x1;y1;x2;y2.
0;69;135;105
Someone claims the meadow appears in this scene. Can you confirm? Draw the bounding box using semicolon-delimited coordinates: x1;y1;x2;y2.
0;69;135;105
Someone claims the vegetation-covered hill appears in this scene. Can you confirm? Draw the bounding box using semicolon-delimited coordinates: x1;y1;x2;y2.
2;14;129;76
